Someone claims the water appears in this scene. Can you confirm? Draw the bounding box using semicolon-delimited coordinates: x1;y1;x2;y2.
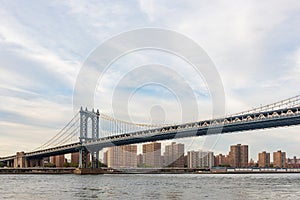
1;173;300;200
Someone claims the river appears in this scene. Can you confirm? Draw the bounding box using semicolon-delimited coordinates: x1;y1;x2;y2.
1;173;300;199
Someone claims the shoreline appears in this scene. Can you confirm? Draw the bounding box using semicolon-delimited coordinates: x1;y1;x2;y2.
1;167;300;175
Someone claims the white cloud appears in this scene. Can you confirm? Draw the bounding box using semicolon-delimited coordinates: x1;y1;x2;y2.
1;1;300;160
138;1;300;96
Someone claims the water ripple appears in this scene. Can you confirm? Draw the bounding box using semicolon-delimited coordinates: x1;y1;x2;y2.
1;173;300;199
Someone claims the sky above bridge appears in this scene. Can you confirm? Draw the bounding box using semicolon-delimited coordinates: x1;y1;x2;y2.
1;0;300;160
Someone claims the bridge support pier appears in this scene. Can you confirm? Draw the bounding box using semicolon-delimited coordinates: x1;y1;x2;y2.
14;152;26;168
13;151;44;168
7;160;14;167
79;149;89;168
91;151;99;168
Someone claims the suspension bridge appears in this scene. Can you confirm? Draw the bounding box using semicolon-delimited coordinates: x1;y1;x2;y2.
1;95;300;169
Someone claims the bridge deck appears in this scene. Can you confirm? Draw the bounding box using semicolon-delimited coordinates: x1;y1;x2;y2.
1;106;299;161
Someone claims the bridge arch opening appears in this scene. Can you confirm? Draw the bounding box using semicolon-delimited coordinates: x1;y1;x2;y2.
87;117;93;139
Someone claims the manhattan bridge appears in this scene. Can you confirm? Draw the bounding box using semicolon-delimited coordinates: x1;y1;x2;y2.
1;95;300;169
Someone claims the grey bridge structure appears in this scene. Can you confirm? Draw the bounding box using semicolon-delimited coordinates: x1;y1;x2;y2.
1;95;300;168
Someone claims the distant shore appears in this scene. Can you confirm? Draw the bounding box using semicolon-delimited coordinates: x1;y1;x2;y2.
1;167;300;175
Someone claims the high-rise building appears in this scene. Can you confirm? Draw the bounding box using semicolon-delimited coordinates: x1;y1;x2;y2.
71;152;80;164
248;158;255;167
163;142;185;167
107;146;123;168
287;156;300;168
68;152;90;166
107;145;137;168
103;150;108;166
122;145;137;168
142;142;161;168
50;155;65;167
187;151;199;168
184;155;188;168
258;151;270;168
199;151;214;168
187;150;214;168
161;155;164;167
137;154;143;167
273;150;286;168
214;154;230;166
229;144;248;168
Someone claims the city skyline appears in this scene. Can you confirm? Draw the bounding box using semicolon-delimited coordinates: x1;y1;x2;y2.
97;140;300;163
1;1;300;161
100;142;300;168
19;141;298;169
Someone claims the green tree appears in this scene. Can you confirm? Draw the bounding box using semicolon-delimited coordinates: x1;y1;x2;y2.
63;162;70;168
218;164;231;167
69;162;79;168
99;162;107;167
44;163;56;168
137;163;152;168
0;162;5;168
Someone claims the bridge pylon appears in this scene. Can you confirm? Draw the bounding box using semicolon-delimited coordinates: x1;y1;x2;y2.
78;108;100;168
79;107;100;142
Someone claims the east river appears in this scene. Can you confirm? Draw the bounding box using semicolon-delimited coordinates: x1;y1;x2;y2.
1;173;300;199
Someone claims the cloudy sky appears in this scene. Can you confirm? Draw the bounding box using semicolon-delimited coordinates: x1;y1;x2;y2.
1;0;300;160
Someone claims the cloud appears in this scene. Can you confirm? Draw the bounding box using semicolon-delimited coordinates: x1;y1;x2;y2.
1;0;300;161
92;50;214;125
138;0;300;98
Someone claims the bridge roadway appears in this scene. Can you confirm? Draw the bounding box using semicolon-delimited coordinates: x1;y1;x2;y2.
1;106;300;162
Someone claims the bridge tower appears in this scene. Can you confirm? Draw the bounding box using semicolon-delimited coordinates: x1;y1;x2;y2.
79;107;100;168
79;107;100;142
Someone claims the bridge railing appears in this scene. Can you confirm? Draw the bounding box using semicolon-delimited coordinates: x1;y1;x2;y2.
82;106;300;145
